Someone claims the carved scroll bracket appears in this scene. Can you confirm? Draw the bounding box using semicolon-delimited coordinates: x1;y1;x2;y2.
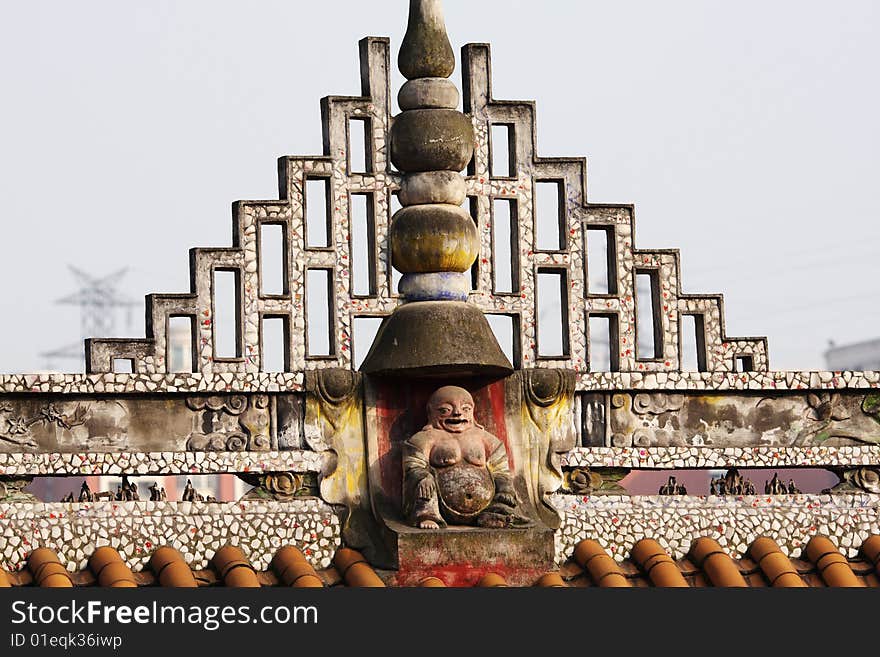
521;368;577;528
185;395;272;452
304;369;369;545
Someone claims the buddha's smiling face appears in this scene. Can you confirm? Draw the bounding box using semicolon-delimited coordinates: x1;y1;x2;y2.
428;386;475;434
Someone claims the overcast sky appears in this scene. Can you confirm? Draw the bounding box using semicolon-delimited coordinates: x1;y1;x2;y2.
1;0;878;373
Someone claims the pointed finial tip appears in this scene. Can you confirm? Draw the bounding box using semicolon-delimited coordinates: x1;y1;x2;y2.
399;0;455;80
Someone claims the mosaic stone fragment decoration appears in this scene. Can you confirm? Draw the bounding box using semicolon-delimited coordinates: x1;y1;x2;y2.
84;40;767;380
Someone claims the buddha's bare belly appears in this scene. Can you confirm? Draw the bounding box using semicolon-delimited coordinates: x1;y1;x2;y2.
435;462;495;523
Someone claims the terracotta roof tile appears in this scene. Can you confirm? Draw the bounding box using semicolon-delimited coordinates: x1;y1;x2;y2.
748;537;806;587
4;536;880;587
573;540;629;587
477;573;508;587
860;535;880;576
534;572;567;587
89;547;138;588
211;546;260;588
148;546;198;588
28;548;73;588
332;548;385;588
631;539;688;587
418;577;446;587
804;536;864;588
270;546;324;588
562;535;880;588
689;538;748;587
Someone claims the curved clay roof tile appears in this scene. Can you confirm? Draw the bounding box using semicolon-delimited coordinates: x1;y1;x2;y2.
148;546;198;588
860;535;880;576
535;572;567;587
805;536;863;588
477;573;508;587
270;546;323;588
631;539;689;588
689;538;747;587
573;540;629;588
333;548;385;587
27;548;73;588
88;546;137;588
748;537;806;587
212;546;261;588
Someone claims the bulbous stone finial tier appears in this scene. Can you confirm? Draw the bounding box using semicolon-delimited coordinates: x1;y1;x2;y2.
359;0;512;377
399;0;456;80
359;302;512;378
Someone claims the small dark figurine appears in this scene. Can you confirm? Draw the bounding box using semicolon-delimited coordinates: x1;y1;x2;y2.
181;479;196;502
148;482;162;501
61;491;75;503
659;476;687;496
764;473;791;495
78;481;93;503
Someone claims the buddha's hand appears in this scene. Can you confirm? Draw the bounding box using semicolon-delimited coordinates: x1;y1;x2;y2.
494;491;517;508
417;477;435;501
494;478;517;508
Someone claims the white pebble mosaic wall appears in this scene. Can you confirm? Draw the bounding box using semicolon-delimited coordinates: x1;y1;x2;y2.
0;499;340;573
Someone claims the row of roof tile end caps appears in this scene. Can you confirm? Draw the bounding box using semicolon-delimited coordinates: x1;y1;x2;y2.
568;535;880;588
1;536;878;588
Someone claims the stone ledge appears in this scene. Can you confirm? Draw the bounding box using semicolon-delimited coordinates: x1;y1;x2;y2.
0;499;340;572
564;446;880;469
0;450;323;476
551;493;880;563
0;370;877;395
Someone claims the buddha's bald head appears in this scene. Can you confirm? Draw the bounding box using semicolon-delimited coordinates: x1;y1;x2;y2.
427;386;475;434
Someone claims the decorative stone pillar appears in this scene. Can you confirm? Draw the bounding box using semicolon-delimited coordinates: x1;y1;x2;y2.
360;0;512;377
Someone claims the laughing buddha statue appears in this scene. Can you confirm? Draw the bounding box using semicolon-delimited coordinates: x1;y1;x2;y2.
403;386;530;529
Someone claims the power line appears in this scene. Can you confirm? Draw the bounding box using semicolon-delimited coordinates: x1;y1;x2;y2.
41;266;139;371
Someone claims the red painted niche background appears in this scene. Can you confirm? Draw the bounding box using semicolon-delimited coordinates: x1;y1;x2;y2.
373;378;512;507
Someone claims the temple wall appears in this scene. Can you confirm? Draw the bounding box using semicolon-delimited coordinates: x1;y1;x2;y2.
0;499;339;573
552;493;880;564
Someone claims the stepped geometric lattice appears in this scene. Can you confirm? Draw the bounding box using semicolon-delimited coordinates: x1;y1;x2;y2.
86;38;767;377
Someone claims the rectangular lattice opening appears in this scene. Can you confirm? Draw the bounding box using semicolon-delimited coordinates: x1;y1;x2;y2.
213;269;242;360
735;355;755;373
27;475;255;504
353;317;384;370
390;192;403;295
588;314;619;372
259;223;286;296
306;178;331;248
681;314;707;372
535;180;565;251
490;124;515;178
469;196;480;290
492;198;519;294
619;468;839;496
351;194;376;297
537;269;569;358
261;316;289;373
635;270;662;360
486;314;519;368
306;268;333;357
586;227;617;295
348;117;371;174
111;358;134;374
167;316;195;373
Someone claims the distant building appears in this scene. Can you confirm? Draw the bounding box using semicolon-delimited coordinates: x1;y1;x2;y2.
824;338;880;371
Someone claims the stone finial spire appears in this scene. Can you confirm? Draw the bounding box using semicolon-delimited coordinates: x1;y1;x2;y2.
360;0;512;377
398;0;455;80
